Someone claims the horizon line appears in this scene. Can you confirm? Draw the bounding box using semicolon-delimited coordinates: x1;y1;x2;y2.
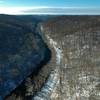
0;7;100;15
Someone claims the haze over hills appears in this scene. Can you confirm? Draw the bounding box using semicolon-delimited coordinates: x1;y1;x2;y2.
0;7;100;15
22;7;100;15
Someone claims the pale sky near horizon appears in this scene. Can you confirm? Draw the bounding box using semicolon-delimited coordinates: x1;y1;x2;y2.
0;0;100;15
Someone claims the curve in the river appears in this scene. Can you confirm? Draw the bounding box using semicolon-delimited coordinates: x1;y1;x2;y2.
33;25;63;100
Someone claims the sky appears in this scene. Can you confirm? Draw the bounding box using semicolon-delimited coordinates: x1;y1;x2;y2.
0;0;100;14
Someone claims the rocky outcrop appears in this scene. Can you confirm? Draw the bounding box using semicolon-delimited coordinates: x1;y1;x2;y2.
35;16;100;100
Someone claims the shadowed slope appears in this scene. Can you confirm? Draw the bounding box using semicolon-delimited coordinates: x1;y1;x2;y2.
0;15;51;99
